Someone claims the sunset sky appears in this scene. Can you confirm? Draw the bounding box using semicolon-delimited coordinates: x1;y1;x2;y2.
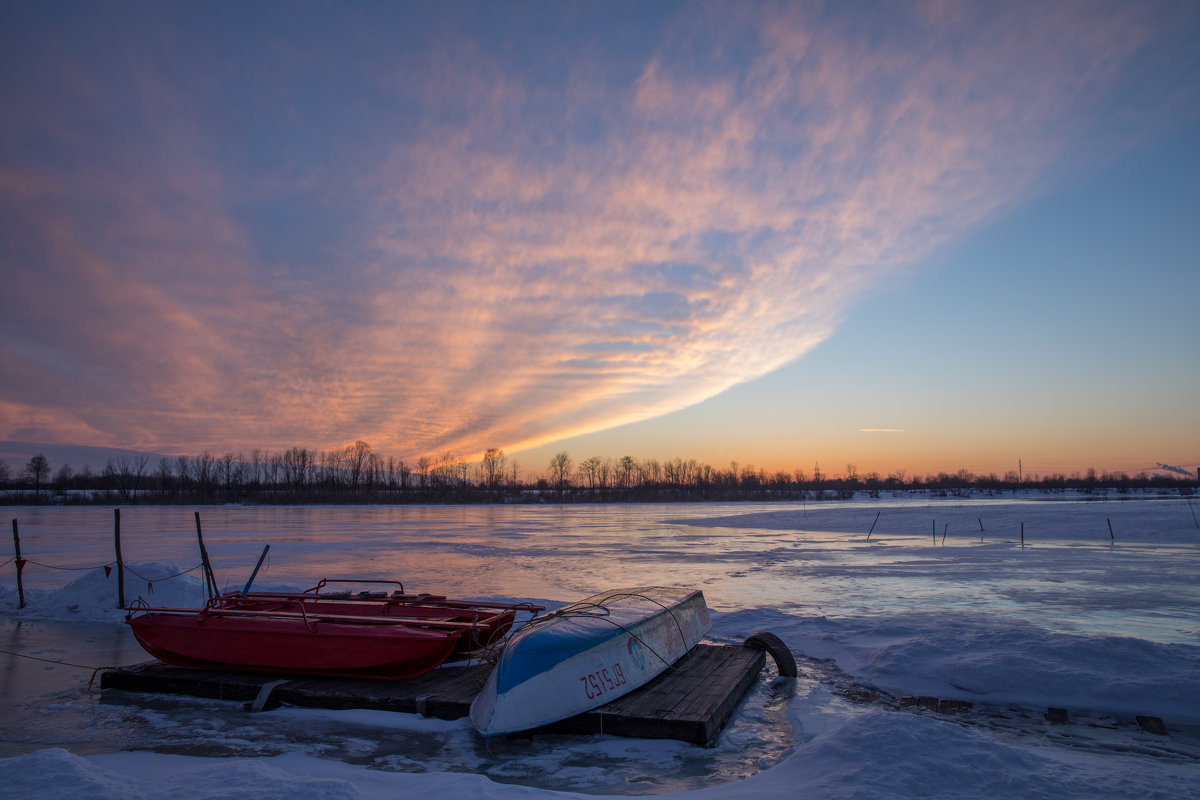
2;1;1198;480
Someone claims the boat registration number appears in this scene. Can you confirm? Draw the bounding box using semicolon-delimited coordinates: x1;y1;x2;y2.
579;663;627;700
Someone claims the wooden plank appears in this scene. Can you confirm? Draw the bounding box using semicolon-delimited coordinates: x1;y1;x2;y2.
608;645;747;718
644;654;724;716
100;643;765;744
536;644;765;745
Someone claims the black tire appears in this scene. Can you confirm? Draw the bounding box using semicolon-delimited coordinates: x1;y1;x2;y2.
743;630;798;677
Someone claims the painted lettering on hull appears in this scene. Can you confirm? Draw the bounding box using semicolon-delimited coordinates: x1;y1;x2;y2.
579;662;628;700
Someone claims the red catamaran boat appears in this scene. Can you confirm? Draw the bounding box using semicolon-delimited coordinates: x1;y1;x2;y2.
126;579;543;680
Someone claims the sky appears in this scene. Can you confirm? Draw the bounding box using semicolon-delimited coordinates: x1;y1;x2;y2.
2;0;1198;480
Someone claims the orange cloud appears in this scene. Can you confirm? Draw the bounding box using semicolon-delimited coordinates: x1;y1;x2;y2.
0;3;1187;465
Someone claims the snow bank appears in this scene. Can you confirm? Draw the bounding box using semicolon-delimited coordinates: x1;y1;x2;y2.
1;562;207;620
715;609;1200;723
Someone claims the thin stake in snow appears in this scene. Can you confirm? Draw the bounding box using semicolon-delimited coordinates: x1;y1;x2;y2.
867;511;880;540
1020;521;1025;548
941;523;948;546
1107;518;1114;542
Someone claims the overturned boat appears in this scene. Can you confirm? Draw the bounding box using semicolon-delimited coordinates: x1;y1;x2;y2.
470;586;712;736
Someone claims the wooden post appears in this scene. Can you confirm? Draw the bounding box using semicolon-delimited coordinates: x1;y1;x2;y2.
114;508;126;609
867;511;880;541
195;511;217;598
941;523;948;546
11;519;25;610
1107;518;1114;542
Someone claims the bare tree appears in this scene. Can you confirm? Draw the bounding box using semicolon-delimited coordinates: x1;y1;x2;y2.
156;458;173;494
617;455;637;489
481;448;507;488
578;456;603;491
266;452;282;489
193;451;215;494
249;449;264;489
346;440;372;491
366;452;383;492
430;451;463;490
398;459;411;494
548;452;572;500
598;458;614;491
175;455;192;492
54;463;73;495
280;447;311;491
322;448;345;490
24;454;51;498
220;452;238;497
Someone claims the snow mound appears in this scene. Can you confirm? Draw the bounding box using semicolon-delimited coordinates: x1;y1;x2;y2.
1;562;207;621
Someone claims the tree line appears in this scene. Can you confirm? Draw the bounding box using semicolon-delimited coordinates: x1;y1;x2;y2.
1;443;1195;505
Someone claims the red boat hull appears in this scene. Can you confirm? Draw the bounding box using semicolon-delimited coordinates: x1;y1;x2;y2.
128;612;460;680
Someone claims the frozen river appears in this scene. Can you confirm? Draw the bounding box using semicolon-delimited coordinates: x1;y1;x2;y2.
2;494;1198;798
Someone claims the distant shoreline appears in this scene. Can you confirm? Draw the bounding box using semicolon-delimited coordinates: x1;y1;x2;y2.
2;484;1195;507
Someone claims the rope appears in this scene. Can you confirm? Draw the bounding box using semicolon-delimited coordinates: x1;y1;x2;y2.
123;563;204;582
6;558;204;581
0;647;145;689
13;558;116;572
0;646;115;671
509;590;695;673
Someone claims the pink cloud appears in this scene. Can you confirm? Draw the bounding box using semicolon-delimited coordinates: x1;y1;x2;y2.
0;3;1189;465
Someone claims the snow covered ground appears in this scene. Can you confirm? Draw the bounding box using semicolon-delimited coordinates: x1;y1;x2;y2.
1;494;1198;798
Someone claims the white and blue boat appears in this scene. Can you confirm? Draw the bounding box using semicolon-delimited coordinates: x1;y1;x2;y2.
469;586;712;736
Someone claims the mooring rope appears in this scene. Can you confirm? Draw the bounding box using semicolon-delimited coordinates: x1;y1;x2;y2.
122;563;205;582
6;558;205;581
0;647;145;689
10;557;116;572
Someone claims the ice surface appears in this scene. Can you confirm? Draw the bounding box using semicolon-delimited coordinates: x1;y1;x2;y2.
1;494;1198;798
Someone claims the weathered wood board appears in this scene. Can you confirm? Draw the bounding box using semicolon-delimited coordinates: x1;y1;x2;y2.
101;642;765;745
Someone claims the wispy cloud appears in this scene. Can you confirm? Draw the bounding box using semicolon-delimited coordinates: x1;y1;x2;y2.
0;3;1191;462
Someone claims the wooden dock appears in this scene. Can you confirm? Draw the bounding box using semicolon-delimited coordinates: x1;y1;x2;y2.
101;642;765;745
